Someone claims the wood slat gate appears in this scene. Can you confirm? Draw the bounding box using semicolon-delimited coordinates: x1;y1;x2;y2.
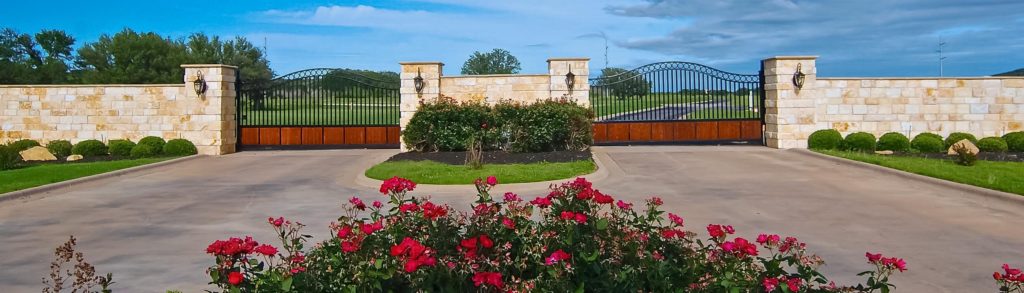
589;62;764;145
236;68;401;150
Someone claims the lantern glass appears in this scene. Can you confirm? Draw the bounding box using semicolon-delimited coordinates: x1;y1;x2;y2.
414;69;425;93
193;72;207;96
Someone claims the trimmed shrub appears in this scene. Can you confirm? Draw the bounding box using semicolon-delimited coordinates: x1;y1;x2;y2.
71;140;108;156
944;132;978;148
130;144;159;159
876;132;911;152
911;135;945;153
46;140;73;158
0;144;22;170
977;137;1008;152
1004;131;1024;152
403;97;593;152
9;139;41;152
807;129;843;150
843;132;876;152
108;139;136;157
163;139;198;156
137;136;166;155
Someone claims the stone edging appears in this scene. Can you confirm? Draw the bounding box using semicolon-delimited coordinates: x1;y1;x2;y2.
0;155;203;204
789;149;1024;206
353;150;614;193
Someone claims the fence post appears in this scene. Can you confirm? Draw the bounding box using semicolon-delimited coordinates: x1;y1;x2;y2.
547;58;591;107
761;56;818;149
398;62;443;152
180;64;238;155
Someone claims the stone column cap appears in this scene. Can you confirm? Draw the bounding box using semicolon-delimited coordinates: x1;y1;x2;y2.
547;58;591;62
764;56;818;61
399;61;445;65
180;64;239;69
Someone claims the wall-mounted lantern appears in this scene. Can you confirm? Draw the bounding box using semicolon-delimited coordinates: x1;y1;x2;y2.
193;71;208;97
565;64;576;94
792;63;806;89
414;69;425;94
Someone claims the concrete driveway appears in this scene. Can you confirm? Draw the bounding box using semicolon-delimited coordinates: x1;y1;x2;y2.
1;146;1022;292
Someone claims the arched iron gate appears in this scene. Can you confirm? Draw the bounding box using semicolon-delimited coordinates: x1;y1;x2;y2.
236;69;401;149
589;62;765;145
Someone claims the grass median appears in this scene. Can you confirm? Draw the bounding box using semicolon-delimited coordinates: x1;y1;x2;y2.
816;150;1024;195
365;160;597;185
0;158;171;194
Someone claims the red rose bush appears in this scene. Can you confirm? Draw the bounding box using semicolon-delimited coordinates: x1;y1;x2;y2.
207;176;917;292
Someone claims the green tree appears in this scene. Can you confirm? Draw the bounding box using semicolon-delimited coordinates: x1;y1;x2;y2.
185;33;273;84
0;28;75;84
595;67;650;99
460;48;521;75
75;28;190;84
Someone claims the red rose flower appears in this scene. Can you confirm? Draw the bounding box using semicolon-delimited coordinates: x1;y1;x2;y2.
486;176;498;186
227;271;244;286
472;271;504;289
341;241;359;253
349;197;366;210
545;249;572;266
530;196;552;207
254;244;278;256
501;217;515;230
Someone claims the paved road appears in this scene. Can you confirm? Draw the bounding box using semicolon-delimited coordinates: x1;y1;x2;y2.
1;147;1022;292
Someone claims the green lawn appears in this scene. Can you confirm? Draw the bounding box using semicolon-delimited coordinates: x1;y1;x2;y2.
240;97;398;126
686;109;760;120
0;158;171;194
591;93;759;118
365;160;597;185
816;150;1024;195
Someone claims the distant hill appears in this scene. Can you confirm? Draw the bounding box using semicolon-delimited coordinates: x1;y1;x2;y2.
995;68;1024;76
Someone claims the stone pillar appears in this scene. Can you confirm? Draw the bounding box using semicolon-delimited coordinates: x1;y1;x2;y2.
398;62;443;151
180;64;238;155
762;56;818;149
548;58;590;107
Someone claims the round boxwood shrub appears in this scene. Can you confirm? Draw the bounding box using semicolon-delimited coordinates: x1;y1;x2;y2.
1004;131;1024;152
0;144;23;170
944;132;978;148
876;132;911;152
71;140;108;156
137;136;166;155
46;140;73;158
9;139;41;152
911;134;945;153
163;139;198;156
977;137;1008;152
843;132;877;152
807;129;843;150
108;139;136;157
130;144;159;159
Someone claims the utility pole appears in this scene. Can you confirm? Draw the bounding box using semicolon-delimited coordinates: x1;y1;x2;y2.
937;36;947;77
599;32;609;69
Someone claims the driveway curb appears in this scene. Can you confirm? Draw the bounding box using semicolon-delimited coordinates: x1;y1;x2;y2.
0;155;203;204
353;150;613;193
790;149;1024;206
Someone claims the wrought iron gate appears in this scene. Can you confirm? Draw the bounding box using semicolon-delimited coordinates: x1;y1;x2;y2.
236;68;401;149
589;62;764;145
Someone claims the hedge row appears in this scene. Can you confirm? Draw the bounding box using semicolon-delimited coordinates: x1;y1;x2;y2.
0;137;198;169
403;97;593;152
808;130;1024;153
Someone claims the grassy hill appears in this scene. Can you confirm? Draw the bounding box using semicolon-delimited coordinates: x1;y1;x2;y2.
995;68;1024;76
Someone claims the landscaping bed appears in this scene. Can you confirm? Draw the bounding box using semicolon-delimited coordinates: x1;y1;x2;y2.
366;159;596;185
386;150;591;165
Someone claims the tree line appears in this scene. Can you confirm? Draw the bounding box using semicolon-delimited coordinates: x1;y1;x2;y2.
0;28;273;85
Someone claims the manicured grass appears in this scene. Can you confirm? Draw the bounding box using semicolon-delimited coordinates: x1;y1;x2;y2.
365;160;597;185
686;108;759;120
816;150;1024;195
0;158;171;194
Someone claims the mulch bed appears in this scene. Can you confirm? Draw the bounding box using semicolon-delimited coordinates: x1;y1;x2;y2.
890;152;1024;163
386;150;592;165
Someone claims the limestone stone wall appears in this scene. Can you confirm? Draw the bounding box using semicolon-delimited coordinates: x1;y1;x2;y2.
398;58;590;151
763;56;1024;149
0;64;238;155
816;77;1024;138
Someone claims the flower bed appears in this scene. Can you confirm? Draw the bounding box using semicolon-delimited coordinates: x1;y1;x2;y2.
203;176;925;292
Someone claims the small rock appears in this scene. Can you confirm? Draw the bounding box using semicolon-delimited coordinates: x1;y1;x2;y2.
66;154;84;161
19;146;57;161
947;139;980;156
874;150;894;155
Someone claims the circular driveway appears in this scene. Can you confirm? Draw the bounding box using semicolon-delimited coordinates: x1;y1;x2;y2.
1;146;1021;292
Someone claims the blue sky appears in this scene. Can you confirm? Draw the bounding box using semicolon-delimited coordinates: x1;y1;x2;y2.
4;0;1023;77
